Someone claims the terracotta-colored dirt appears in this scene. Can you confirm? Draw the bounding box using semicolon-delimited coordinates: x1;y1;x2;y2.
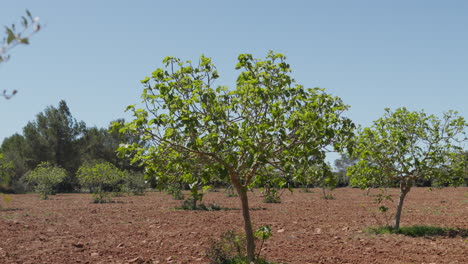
0;187;467;264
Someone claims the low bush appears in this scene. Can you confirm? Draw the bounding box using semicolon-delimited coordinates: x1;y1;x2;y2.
366;225;468;238
206;226;276;264
0;194;12;210
178;198;222;211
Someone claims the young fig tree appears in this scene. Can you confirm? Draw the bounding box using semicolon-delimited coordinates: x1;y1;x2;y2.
26;162;67;199
348;108;467;230
77;161;127;203
113;52;354;262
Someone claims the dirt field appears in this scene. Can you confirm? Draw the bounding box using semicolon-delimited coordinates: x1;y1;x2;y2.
0;187;467;264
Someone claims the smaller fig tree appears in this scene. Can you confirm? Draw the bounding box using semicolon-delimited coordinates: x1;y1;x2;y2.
77;161;127;203
26;162;67;199
349;108;467;230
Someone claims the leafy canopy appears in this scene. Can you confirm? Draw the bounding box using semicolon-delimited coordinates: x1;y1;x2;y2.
115;51;355;188
26;162;67;199
348;107;467;230
77;161;128;202
349;107;467;188
77;161;127;188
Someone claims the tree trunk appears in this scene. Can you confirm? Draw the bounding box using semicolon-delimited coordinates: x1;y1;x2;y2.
394;181;411;230
238;186;256;262
229;170;256;262
192;196;197;209
365;187;371;196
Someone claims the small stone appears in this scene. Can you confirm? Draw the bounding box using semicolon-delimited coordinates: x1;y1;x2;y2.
90;252;99;257
73;242;84;248
166;256;172;261
277;228;285;233
117;243;125;248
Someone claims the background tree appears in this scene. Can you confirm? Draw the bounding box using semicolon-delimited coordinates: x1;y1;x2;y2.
1;133;29;192
1;10;41;99
25;162;67;199
333;154;357;187
76;161;128;203
114;52;355;262
160;149;213;209
0;153;14;191
0;102;141;192
348;108;467;230
314;163;338;199
81;119;143;172
254;165;289;203
22;100;85;190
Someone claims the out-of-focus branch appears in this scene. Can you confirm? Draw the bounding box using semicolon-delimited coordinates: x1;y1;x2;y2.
1;9;41;100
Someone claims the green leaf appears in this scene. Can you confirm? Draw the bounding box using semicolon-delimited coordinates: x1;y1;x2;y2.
140;76;150;84
6;28;15;44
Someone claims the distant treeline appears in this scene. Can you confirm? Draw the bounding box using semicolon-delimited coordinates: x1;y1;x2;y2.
1;100;467;194
0;100;143;193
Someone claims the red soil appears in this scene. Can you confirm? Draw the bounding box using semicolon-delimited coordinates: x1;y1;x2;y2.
0;187;467;263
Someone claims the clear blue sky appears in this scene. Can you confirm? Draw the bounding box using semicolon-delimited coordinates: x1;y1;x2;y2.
1;1;467;157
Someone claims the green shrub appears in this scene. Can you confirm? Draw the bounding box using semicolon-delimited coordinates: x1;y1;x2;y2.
206;226;275;264
178;198;222;211
206;230;247;264
0;194;12;210
26;162;67;199
366;225;468;238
